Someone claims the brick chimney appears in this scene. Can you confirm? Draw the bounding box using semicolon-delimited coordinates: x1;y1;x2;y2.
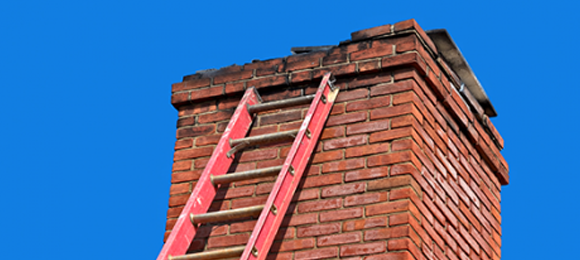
166;19;508;260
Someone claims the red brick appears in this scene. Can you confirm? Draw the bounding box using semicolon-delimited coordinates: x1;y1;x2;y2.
297;223;341;237
256;182;274;195
321;126;345;140
294;247;338;260
358;59;381;74
178;100;216;116
216;186;255;199
247;75;288;89
370;80;415;97
336;88;368;103
293;188;320;202
195;134;221;146
322;158;365;173
213;70;253;85
423;221;445;249
345;143;389;158
343;216;387;231
391;139;413;152
302;173;342;188
224;81;244;94
176;116;195;128
323;53;347;65
381;52;426;74
288;213;318;226
318;232;362;246
261;88;302;102
190;86;223;101
449;225;470;254
273;238;315;252
174;146;214;161
389;187;419;201
244;58;283;71
346;96;391;112
367;175;415;191
171;170;201;183
393;18;438;53
260;110;302;125
326;112;367;127
290;70;312;84
275;227;295;241
340;241;386;257
459;225;481;255
323;135;367;150
171;92;189;106
365;252;414;260
367;150;414;167
320;207;363;222
312;150;343;164
238;149;277;162
297;198;342;213
172;161;192;172
312;64;357;79
346;120;389;135
484;116;504;150
370;103;423;122
248;125;278;137
345;166;389;182
167;207;184;218
207;233;249;248
347;72;392;89
172;78;211;92
330;103;345;115
176;125;216;138
284;51;325;72
369;127;413;143
230;220;257;233
322;182;365;198
351;39;393;61
344;192;388;207
434;196;459;228
198;110;233;124
174;139;193;150
231;196;268;209
470;225;493;257
388;238;422;260
351;24;391;41
195;224;228;237
366;200;410;216
169;183;190;195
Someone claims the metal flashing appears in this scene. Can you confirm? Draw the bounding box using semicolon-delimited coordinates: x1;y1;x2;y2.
426;29;498;117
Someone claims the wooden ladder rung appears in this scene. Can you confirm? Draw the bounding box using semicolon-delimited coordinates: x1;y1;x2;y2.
211;166;282;185
190;205;264;225
168;246;245;260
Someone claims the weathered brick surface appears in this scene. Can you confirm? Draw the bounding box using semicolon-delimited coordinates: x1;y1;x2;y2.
164;18;509;260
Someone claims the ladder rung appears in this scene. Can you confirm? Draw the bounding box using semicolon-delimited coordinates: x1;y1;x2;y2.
190;205;264;225
248;94;315;114
169;246;245;260
211;166;282;185
230;130;298;147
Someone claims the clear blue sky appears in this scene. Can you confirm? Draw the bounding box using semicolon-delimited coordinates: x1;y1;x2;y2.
1;1;577;259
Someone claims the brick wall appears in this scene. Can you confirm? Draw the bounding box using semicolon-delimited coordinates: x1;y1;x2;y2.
166;19;509;260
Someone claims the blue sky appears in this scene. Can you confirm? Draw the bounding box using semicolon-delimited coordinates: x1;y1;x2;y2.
1;1;578;259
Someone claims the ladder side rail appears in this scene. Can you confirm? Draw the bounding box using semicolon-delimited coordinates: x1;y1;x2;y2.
240;73;339;260
157;88;261;260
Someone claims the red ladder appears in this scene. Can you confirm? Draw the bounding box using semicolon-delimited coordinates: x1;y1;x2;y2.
158;73;339;260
